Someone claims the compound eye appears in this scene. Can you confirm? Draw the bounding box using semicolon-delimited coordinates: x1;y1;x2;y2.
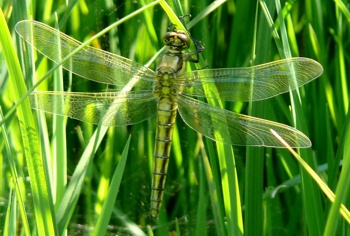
176;31;190;47
163;31;177;45
163;30;190;50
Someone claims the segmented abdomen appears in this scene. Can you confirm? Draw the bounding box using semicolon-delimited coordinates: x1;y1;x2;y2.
150;98;178;218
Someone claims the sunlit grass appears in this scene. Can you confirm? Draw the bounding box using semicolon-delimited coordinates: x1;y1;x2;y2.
1;0;349;235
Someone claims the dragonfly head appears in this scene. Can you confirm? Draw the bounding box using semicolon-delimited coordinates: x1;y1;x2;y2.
163;29;190;51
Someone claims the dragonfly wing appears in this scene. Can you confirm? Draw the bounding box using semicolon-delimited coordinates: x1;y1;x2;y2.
15;20;155;88
178;95;311;148
29;91;157;126
181;57;323;101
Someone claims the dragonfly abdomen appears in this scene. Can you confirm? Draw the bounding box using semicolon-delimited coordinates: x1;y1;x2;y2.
150;98;178;218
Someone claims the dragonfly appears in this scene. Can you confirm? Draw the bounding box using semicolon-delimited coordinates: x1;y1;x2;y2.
15;20;323;218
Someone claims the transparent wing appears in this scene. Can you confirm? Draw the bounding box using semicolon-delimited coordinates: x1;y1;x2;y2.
178;95;311;147
15;20;156;89
181;57;323;101
29;91;157;126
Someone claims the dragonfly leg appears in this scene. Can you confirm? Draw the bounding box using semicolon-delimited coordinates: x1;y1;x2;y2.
186;36;204;63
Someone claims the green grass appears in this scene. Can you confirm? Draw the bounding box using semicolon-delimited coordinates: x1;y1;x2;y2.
1;0;350;235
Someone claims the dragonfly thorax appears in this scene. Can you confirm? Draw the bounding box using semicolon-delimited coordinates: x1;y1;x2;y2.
153;30;191;101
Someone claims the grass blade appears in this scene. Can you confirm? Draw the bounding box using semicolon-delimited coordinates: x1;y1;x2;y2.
0;8;57;235
93;136;131;235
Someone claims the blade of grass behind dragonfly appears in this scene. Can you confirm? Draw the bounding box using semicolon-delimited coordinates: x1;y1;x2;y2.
261;0;325;234
189;1;244;236
160;1;188;32
0;8;57;235
49;17;68;213
278;0;326;233
244;1;273;235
